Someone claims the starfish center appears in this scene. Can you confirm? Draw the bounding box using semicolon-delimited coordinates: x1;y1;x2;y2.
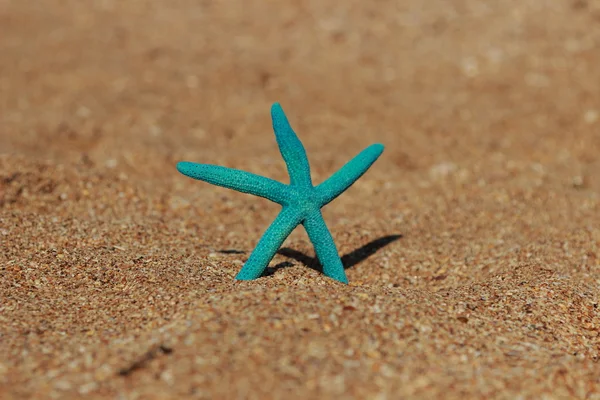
288;186;321;216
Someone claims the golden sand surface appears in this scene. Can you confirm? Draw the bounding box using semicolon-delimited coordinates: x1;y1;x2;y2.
1;1;600;399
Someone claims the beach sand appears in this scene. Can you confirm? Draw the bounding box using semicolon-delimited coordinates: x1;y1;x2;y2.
1;1;600;398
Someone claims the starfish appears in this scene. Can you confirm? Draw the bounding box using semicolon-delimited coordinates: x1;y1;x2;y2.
176;103;384;284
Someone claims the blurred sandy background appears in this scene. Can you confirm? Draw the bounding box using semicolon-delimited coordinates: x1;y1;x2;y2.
1;1;600;399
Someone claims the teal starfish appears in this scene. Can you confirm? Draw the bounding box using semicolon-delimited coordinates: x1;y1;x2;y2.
176;103;384;284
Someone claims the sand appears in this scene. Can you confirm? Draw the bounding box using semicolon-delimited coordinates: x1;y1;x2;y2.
1;1;600;399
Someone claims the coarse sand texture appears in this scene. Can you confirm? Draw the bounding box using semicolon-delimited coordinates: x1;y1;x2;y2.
2;1;600;399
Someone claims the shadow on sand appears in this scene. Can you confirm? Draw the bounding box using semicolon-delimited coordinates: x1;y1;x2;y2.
265;234;402;276
217;234;402;277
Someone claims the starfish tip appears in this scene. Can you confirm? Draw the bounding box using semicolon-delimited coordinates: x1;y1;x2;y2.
270;102;287;120
372;143;385;153
367;143;385;159
176;161;193;175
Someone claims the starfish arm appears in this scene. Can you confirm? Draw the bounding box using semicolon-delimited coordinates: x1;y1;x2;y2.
316;143;384;206
271;103;313;187
303;211;348;284
176;162;290;204
235;207;303;280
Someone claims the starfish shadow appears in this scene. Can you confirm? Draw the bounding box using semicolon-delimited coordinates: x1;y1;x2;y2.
263;234;402;276
216;249;246;254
